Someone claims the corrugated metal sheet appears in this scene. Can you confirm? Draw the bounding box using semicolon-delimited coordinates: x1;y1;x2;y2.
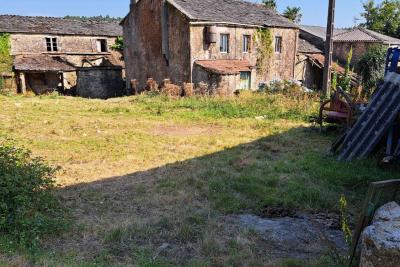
338;72;400;161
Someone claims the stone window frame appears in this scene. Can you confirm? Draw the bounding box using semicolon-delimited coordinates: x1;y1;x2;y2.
45;37;59;52
243;35;251;53
220;33;230;53
274;36;282;54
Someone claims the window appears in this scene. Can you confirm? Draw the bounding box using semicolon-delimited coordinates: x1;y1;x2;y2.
220;34;229;53
243;35;251;53
240;72;251;90
275;36;282;54
46;37;58;52
96;39;108;52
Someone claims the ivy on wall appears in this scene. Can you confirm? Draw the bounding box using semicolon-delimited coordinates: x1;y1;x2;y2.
0;33;12;90
0;33;12;73
254;28;273;76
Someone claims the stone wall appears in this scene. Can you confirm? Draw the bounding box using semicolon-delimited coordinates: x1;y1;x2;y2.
10;33;118;55
190;25;298;86
123;0;191;90
76;67;124;99
332;41;386;66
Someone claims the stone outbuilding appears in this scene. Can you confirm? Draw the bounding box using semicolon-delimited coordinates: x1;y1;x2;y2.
300;25;400;67
0;15;124;96
122;0;299;93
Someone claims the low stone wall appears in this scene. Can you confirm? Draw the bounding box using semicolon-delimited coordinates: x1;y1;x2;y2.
76;67;124;99
360;202;400;267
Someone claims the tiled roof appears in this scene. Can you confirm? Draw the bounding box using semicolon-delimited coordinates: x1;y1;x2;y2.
168;0;298;28
334;28;400;44
195;59;254;75
298;38;322;54
14;55;76;72
300;25;347;40
301;25;400;44
0;15;122;37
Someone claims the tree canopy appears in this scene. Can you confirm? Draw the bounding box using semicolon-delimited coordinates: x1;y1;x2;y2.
283;6;302;24
263;0;277;10
64;15;122;23
360;0;400;38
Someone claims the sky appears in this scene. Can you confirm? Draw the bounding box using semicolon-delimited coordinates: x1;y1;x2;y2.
0;0;384;28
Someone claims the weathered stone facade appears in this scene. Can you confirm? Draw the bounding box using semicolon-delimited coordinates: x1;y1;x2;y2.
123;0;298;93
0;15;124;96
334;41;379;66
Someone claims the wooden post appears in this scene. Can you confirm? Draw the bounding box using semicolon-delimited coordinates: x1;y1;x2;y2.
322;0;336;98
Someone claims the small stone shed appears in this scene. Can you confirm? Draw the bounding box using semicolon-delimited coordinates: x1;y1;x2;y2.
0;15;124;97
122;0;299;94
77;66;124;99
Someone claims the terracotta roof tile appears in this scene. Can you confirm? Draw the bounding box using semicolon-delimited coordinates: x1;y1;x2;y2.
195;59;254;75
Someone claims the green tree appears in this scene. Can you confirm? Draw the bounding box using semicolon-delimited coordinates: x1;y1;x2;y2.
263;0;277;10
357;45;387;97
283;6;302;23
360;0;400;38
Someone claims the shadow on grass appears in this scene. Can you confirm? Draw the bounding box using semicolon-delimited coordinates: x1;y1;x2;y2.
46;126;398;266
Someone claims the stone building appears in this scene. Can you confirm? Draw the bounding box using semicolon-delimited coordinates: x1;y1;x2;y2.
294;26;400;90
122;0;299;93
0;15;124;96
300;25;400;66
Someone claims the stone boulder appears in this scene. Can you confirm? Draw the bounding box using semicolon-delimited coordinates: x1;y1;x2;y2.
360;202;400;267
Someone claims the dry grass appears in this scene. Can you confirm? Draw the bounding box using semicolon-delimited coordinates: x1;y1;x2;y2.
0;93;396;266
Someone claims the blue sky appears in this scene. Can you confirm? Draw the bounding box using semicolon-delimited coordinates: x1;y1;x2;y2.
0;0;383;28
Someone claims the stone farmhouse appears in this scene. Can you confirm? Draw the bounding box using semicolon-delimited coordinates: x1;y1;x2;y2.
122;0;299;93
0;15;124;97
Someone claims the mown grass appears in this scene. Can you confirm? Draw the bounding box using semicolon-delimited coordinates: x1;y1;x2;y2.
0;92;397;266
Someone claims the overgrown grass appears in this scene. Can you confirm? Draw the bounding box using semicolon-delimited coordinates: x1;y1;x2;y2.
0;93;396;266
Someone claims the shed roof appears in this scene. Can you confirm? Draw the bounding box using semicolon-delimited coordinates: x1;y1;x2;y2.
168;0;298;28
195;59;254;75
298;38;322;54
300;25;347;41
14;55;76;72
334;28;400;44
0;15;122;37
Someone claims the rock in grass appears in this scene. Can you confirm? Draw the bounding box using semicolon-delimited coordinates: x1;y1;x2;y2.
360;202;400;267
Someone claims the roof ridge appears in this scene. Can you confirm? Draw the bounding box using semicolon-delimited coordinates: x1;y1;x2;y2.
0;14;120;25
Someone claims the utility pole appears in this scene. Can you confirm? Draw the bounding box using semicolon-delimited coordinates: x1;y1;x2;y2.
322;0;336;98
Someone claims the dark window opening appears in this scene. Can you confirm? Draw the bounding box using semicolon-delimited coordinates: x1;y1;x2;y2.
46;37;58;52
97;39;108;52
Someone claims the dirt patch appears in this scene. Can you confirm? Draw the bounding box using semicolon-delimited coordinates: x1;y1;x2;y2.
152;124;219;137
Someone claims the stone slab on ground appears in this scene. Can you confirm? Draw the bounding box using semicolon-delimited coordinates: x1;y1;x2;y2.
228;213;347;260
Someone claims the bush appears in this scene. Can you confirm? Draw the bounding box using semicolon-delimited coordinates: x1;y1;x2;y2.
0;140;66;247
358;45;386;98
